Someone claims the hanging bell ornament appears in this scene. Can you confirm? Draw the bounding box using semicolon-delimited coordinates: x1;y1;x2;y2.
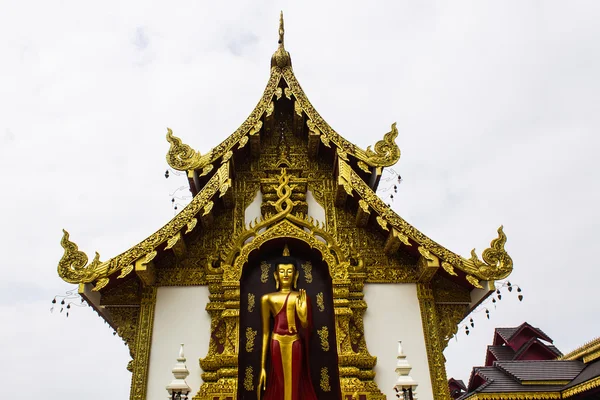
165;170;170;178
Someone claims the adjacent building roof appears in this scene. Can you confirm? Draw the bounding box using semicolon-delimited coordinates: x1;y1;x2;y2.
455;323;600;400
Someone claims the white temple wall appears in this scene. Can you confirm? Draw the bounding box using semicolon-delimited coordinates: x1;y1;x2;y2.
147;286;211;400
306;189;326;224
245;190;263;226
363;283;433;400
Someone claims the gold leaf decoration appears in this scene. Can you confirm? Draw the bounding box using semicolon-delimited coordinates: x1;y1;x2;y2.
238;135;249;149
260;261;270;283
221;150;233;164
294;100;303;117
418;246;435;261
442;261;458;276
266;101;274;117
320;367;331;392
274;87;283;100
202;201;213;217
244;366;254;391
93;277;109;292
245;327;257;353
376;216;389;231
466;275;483;289
359;199;370;213
357;161;371;173
249;120;263;136
118;264;134;279
185;218;197;234
320;133;331;148
247;293;255;313
337;148;349;161
316;292;325;312
199;163;213;177
302;261;313;283
284;87;292;100
317;326;330;351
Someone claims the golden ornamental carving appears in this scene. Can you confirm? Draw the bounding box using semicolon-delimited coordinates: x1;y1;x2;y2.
301;261;313;283
274;87;283;100
247;293;255;312
316;292;325;312
58;163;231;288
284;87;292;100
437;304;468;350
260;262;270;283
465;225;513;280
282;68;399;167
442;261;458;276
245;327;257;353
466;275;484;289
243;366;254;391
317;326;330;352
165;128;207;171
58;230;102;284
199;164;213;177
363;123;401;166
130;287;157;400
346;159;513;281
357;161;371;173
417;283;451;400
376;216;389;231
418;246;435;261
238;135;248;149
320;367;331;392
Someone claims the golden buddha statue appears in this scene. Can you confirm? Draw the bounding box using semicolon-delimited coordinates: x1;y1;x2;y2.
257;251;318;400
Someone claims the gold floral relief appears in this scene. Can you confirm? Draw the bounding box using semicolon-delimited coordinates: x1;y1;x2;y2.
245;327;257;353
320;367;331;392
316;292;325;312
244;366;254;391
260;261;271;283
248;293;255;312
317;326;330;352
302;261;313;283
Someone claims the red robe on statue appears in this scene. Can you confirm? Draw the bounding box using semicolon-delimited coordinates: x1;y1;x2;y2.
263;293;318;400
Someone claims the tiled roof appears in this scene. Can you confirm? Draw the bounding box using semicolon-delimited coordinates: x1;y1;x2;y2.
495;360;585;382
495;322;554;346
563;359;600;389
495;327;519;343
487;345;516;363
466;366;563;395
513;337;562;360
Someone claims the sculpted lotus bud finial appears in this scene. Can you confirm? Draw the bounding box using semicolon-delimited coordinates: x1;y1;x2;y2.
271;11;292;69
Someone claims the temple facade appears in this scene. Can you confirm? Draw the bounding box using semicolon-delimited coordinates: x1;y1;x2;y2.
57;14;513;400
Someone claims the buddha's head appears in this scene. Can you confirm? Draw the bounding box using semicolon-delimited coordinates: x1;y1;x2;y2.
274;257;299;290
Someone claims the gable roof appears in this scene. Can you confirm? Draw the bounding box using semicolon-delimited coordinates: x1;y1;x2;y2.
57;14;513;297
493;322;553;346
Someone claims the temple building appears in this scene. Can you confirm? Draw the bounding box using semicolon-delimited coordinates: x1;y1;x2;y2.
57;14;514;400
453;323;600;399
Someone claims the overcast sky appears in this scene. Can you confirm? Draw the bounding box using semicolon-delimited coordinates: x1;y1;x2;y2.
1;1;599;398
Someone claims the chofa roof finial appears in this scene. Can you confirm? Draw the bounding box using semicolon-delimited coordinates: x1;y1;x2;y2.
271;11;292;69
279;11;285;47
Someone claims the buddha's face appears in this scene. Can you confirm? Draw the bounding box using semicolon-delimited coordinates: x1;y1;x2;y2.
276;263;295;288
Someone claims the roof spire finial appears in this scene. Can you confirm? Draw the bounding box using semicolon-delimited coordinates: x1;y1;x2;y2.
279;11;285;47
271;11;292;69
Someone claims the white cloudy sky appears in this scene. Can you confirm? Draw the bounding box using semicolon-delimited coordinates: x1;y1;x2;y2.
1;1;599;398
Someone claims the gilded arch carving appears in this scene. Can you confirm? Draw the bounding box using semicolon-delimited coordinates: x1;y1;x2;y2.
195;169;384;400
